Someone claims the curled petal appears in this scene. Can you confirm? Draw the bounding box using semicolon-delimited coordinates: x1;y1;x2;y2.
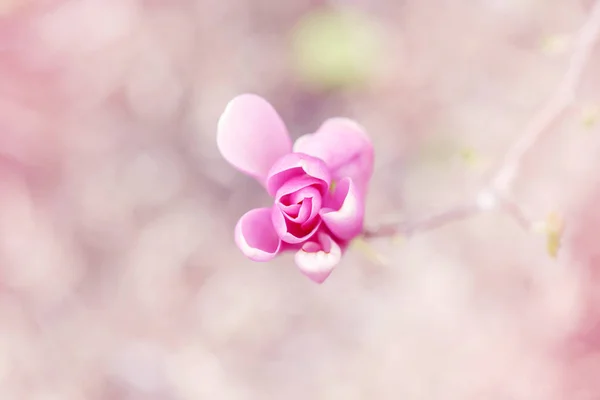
293;118;373;196
217;94;292;183
294;232;342;284
275;175;323;204
289;185;320;205
287;196;322;225
293;199;313;224
277;183;322;223
235;208;281;261
320;177;364;240
280;203;301;218
266;153;331;197
304;190;322;222
272;207;321;244
275;177;323;224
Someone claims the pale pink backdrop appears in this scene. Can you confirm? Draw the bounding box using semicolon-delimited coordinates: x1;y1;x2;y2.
1;0;600;399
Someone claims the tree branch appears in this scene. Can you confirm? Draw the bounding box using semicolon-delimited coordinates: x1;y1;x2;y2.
490;0;600;193
364;2;600;240
363;203;480;239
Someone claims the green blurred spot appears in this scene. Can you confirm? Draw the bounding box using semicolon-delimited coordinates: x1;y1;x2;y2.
417;136;458;165
459;147;480;167
537;211;564;259
540;34;570;55
417;137;488;170
329;180;337;193
290;7;384;90
547;231;561;258
581;105;600;129
351;237;388;265
391;234;405;246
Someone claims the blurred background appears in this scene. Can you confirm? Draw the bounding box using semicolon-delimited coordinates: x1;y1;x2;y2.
1;0;600;398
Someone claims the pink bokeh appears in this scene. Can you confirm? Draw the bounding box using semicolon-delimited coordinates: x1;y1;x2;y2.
1;0;600;399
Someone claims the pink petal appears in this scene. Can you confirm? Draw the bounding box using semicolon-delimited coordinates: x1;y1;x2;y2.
266;153;331;197
272;206;321;244
289;185;320;204
320;177;364;241
284;196;322;225
275;177;323;224
217;94;292;183
294;232;342;284
293;118;374;197
280;203;301;218
275;175;323;204
306;191;322;222
291;187;322;223
235;207;281;261
293;199;313;224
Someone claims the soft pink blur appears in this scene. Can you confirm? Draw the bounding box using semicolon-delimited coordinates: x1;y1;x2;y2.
1;0;600;399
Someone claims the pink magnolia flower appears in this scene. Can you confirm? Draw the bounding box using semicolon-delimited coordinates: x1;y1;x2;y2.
217;94;374;283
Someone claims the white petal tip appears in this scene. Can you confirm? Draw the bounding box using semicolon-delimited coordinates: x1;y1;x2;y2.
294;244;341;284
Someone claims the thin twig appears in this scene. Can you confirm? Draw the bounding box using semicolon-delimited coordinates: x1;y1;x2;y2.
491;1;600;193
363;203;480;239
364;2;600;239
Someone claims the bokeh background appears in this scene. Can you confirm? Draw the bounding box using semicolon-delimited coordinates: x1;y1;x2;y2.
1;0;600;398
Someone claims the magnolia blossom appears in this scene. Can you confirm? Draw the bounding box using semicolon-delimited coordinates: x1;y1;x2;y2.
217;94;374;283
